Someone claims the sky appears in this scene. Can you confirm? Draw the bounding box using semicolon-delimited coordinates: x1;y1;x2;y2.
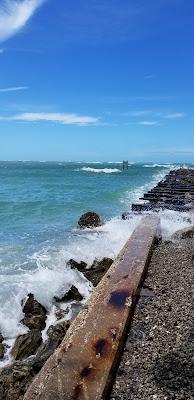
0;0;193;162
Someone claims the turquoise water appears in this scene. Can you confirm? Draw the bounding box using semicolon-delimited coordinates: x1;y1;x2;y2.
0;161;192;364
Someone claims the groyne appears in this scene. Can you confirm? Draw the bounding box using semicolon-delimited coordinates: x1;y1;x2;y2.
3;167;194;400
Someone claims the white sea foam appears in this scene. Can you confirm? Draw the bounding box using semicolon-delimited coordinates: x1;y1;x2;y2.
143;163;176;168
78;167;121;174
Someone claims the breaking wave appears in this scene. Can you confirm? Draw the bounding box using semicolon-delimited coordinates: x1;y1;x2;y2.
79;167;121;174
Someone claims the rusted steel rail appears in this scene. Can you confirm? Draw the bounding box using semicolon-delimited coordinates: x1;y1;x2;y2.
24;216;160;400
132;168;194;212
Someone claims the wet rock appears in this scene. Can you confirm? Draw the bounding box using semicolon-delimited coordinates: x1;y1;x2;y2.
86;257;113;287
11;330;42;361
47;320;71;342
184;192;193;202
78;211;102;229
0;343;5;359
67;259;87;273
55;308;68;320
0;332;4;343
0;361;36;400
55;286;83;302
0;332;5;359
172;226;194;240
70;257;113;287
32;321;71;371
121;212;130;220
21;293;47;332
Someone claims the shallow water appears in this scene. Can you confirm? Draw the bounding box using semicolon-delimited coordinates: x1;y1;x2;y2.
0;161;193;366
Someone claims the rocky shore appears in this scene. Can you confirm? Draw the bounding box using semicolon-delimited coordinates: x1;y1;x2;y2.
110;229;194;399
0;212;114;399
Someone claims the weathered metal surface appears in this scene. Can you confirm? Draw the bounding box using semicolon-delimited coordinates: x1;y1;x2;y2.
24;216;159;400
132;168;194;212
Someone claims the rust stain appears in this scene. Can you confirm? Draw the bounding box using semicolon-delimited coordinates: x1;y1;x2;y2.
108;290;130;309
72;384;83;400
80;364;93;379
93;339;110;358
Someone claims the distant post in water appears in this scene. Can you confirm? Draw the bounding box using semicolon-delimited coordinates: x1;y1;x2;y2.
123;160;129;170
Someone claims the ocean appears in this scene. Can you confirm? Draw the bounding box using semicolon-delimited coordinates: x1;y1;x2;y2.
0;161;193;365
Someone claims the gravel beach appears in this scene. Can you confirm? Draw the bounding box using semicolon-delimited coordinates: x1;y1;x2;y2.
110;237;194;400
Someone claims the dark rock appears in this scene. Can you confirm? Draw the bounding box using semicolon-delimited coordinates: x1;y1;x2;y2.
55;308;68;320
55;286;83;302
121;212;130;220
172;226;194;239
86;257;113;287
32;321;71;372
47;320;71;342
0;332;4;343
0;343;5;359
11;330;42;361
69;257;113;287
67;259;87;273
21;293;47;332
0;361;36;400
78;211;102;229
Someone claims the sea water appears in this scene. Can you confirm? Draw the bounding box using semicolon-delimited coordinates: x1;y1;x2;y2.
0;161;193;365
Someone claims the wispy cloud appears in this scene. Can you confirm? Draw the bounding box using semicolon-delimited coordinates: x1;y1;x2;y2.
0;0;45;42
0;112;100;126
138;120;159;126
164;112;186;119
0;86;28;92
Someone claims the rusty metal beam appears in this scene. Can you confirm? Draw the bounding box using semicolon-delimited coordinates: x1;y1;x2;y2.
24;217;160;400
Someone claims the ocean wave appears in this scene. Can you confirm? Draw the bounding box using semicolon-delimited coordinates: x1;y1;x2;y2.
143;163;175;168
78;167;121;174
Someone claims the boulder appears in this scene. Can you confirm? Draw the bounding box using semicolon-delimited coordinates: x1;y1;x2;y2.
121;212;130;220
67;259;87;273
55;308;68;320
47;320;71;342
21;293;47;332
78;212;102;229
0;361;36;400
184;192;193;202
11;330;42;361
0;333;5;359
70;257;113;287
55;286;83;302
0;343;5;359
172;226;194;240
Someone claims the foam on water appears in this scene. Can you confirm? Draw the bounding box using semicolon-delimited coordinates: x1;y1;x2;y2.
78;167;121;173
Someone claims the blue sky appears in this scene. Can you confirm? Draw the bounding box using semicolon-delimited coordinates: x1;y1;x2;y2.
0;0;193;162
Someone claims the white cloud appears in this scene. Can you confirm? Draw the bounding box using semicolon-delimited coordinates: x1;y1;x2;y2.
138;120;158;126
0;112;100;126
164;113;186;119
0;0;45;42
0;86;28;92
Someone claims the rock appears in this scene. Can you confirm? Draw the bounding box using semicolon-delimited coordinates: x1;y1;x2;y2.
69;257;113;287
21;293;47;332
0;361;36;400
0;332;4;343
172;226;194;240
32;321;71;372
11;330;42;361
121;212;130;220
67;259;87;273
55;286;83;302
78;211;102;229
0;343;5;359
55;308;68;320
47;320;71;342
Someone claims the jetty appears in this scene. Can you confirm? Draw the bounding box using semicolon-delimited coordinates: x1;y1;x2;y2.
23;168;194;400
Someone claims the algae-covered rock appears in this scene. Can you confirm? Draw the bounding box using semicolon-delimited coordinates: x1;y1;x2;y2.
78;211;102;228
